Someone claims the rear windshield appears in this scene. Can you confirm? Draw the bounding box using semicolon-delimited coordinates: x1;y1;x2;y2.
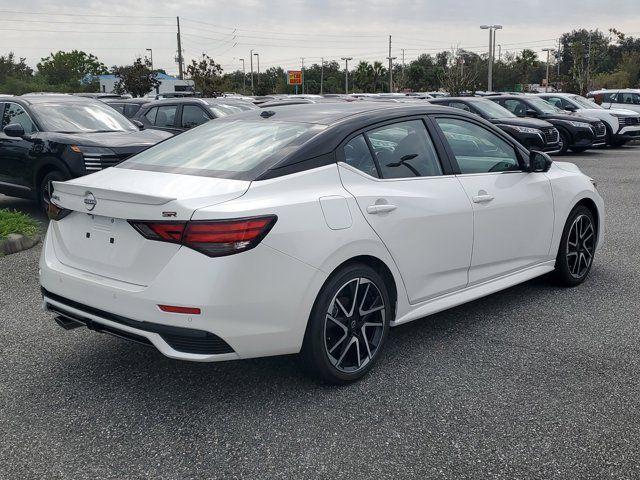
118;119;323;180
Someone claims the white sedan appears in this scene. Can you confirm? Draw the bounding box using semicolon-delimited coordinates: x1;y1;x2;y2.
40;103;604;384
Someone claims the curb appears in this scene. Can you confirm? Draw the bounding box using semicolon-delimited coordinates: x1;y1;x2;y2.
0;234;41;256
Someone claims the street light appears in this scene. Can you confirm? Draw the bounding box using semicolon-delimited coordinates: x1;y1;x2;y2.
145;48;153;70
542;48;556;93
341;57;353;94
250;49;254;95
239;58;246;94
254;52;260;90
480;24;502;92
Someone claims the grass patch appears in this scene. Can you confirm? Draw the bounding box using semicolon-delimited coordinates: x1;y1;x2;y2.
0;209;41;240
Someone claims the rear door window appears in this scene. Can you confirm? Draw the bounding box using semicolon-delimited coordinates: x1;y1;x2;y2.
181;105;211;129
154;105;177;127
365;120;443;178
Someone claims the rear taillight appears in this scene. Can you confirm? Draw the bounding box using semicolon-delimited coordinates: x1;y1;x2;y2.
47;202;72;221
128;215;277;257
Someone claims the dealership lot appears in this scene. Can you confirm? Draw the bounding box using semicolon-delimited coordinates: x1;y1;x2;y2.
1;148;639;479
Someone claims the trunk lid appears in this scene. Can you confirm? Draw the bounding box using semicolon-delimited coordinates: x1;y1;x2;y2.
49;168;250;285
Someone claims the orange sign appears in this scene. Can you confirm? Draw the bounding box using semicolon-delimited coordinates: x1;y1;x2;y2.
287;70;302;85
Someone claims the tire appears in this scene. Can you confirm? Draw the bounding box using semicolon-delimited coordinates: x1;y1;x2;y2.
557;130;570;155
570;146;588;153
301;263;392;384
554;205;597;287
38;170;67;212
610;138;627;147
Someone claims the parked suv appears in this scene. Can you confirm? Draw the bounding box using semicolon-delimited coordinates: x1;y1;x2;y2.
489;95;606;154
102;98;151;119
587;89;640;114
0;94;171;209
134;97;258;134
535;93;640;147
428;97;560;153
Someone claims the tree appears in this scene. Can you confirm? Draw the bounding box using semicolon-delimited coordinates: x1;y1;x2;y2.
0;52;33;83
515;49;539;90
37;50;107;86
438;48;479;95
186;55;223;96
112;58;160;97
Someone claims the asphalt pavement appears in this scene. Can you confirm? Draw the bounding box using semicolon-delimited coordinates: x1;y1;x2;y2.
1;147;639;479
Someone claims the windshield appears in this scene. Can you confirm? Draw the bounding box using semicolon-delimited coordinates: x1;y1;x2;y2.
471;100;516;119
119;119;323;180
570;95;603;109
527;96;563;114
32;102;137;133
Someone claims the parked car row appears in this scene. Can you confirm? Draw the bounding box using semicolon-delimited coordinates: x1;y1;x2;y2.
1;88;637;212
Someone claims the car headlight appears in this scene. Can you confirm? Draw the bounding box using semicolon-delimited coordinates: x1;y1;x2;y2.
567;121;592;128
511;126;542;134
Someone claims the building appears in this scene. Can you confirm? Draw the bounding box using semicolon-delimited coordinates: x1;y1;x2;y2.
97;73;195;96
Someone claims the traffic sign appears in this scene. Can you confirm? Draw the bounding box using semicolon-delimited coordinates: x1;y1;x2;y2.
287;70;303;85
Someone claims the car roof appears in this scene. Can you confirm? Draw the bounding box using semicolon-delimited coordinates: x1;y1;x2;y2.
103;98;151;104
223;101;463;127
17;94;99;105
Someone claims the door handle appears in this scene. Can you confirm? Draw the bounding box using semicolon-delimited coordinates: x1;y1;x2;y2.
472;194;495;204
366;204;397;214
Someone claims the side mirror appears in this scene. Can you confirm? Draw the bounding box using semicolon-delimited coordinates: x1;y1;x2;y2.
525;109;538;117
529;150;553;173
131;120;144;130
3;123;25;138
564;104;578;112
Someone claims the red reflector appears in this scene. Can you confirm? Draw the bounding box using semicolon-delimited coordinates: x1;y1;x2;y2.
158;305;201;315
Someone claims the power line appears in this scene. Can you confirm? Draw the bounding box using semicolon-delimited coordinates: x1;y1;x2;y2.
0;9;172;18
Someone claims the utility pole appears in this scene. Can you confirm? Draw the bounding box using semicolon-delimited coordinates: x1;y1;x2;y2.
341;57;353;94
387;35;396;93
320;57;324;95
146;48;153;70
586;31;592;94
557;38;561;81
239;58;246;94
250;49;254;95
176;16;184;79
401;48;405;85
542;48;555;92
301;57;305;94
497;44;502;62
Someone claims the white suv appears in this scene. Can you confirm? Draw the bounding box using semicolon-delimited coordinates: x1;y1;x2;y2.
538;92;640;146
587;89;640;113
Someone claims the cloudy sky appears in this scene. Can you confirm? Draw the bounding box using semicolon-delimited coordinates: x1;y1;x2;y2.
2;0;639;75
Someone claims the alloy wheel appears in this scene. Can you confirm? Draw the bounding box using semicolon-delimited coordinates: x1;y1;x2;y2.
566;214;595;278
324;277;385;373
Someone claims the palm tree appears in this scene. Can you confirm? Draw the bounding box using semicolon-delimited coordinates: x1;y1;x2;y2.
354;61;373;92
371;61;387;92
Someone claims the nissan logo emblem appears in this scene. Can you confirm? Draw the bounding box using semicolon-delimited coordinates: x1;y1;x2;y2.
83;192;97;211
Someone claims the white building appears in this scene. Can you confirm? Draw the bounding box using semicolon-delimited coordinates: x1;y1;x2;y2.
97;73;195;96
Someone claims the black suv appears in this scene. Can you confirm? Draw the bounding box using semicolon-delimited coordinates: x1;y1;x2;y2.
134;97;258;134
0;95;171;209
488;95;606;154
429;97;561;153
102;98;151;119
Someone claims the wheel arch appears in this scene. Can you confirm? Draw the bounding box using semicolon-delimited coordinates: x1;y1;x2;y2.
573;197;600;237
34;158;72;191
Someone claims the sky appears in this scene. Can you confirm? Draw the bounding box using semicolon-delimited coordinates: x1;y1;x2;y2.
2;0;640;76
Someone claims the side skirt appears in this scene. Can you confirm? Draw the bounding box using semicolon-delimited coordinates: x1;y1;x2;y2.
391;260;556;326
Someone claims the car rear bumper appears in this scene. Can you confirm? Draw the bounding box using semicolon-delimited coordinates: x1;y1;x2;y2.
39;227;327;362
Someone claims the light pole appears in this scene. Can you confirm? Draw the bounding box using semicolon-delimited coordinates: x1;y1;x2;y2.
341;57;353;94
254;52;260;91
480;24;502;92
542;48;556;93
320;57;324;95
301;57;305;95
250;49;254;95
145;48;153;70
239;58;246;94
